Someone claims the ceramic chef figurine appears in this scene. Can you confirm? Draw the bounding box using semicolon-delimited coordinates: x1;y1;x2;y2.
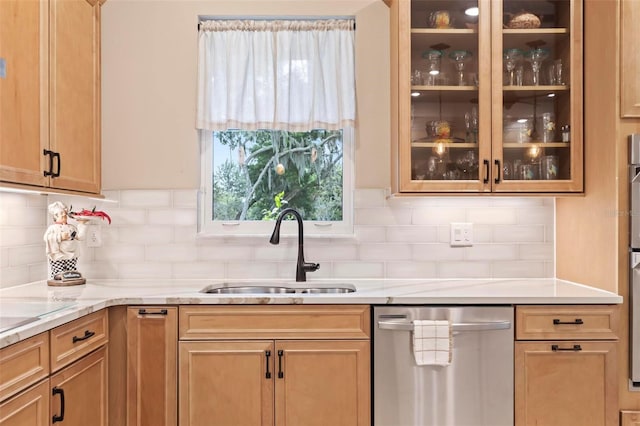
44;201;87;286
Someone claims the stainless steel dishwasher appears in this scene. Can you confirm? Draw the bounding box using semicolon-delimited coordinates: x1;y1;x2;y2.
373;306;514;426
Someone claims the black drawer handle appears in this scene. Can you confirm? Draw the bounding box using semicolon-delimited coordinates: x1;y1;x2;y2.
52;387;65;423
277;350;284;379
72;329;95;343
553;318;584;325
52;151;61;178
494;159;501;183
265;350;272;379
551;344;582;352
483;159;489;183
138;308;168;316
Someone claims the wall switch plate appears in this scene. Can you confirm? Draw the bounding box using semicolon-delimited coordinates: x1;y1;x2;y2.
86;224;102;247
450;222;473;247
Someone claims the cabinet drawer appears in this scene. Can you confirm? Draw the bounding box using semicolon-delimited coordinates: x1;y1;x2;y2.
0;379;49;426
50;310;108;372
0;333;49;402
516;305;619;340
179;305;370;340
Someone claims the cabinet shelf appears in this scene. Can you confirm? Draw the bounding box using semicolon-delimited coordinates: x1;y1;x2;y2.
503;142;570;148
411;142;478;148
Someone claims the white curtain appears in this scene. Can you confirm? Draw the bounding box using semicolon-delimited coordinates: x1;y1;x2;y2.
196;19;356;132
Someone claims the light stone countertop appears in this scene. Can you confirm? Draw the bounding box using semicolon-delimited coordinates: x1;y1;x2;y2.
0;278;623;349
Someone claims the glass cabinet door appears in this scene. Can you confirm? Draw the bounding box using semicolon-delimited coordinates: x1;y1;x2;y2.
397;0;492;192
492;0;583;192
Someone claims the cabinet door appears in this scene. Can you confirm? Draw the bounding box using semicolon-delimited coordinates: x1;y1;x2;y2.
0;0;49;187
127;307;177;426
49;0;101;193
275;340;370;426
0;380;49;426
621;0;640;117
179;341;274;426
492;0;583;192
49;346;108;426
515;341;617;426
393;0;492;192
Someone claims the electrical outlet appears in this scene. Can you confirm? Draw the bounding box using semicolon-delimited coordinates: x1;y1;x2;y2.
450;222;473;247
86;224;102;248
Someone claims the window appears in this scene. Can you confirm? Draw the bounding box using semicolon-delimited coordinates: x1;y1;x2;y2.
195;18;356;237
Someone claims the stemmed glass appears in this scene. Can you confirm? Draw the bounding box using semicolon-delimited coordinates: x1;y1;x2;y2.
503;48;523;86
525;48;549;86
449;50;473;86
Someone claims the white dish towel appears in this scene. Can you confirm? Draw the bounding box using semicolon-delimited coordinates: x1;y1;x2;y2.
412;319;452;366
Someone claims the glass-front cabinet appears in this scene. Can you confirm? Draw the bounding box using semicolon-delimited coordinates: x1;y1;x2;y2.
391;0;583;193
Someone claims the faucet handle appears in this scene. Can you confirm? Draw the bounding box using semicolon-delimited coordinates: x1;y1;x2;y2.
303;262;320;272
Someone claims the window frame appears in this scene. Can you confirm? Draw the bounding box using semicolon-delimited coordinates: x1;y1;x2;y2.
197;128;355;238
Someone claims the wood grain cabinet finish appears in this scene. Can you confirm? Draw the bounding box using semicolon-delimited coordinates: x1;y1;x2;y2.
178;305;370;426
50;346;108;426
127;307;177;426
515;305;619;426
621;411;640;426
0;0;102;195
0;380;49;426
621;0;640;117
50;309;108;372
0;333;49;402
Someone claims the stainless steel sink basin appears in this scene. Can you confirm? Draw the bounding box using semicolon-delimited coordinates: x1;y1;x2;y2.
200;283;356;294
203;286;296;294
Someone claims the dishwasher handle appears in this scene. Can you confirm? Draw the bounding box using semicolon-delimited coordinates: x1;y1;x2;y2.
377;319;511;332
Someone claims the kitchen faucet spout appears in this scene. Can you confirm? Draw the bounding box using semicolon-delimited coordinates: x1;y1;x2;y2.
269;208;320;282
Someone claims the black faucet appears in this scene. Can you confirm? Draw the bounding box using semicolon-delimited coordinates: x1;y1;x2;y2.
269;208;320;282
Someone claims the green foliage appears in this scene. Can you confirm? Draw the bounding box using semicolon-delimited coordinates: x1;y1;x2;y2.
213;130;344;221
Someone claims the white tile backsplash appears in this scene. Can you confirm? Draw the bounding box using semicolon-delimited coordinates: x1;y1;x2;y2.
0;189;555;287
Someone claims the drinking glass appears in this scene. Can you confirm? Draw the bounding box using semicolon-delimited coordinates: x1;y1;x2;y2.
421;50;442;85
503;48;523;86
449;50;473;86
524;48;549;86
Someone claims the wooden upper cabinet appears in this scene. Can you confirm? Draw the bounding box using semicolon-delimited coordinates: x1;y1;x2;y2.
0;0;102;195
48;0;101;194
0;0;49;188
390;0;583;193
621;0;640;117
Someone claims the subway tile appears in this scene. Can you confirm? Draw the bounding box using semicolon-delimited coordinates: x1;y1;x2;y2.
197;245;254;261
333;262;385;278
437;261;492;278
8;245;44;266
306;244;358;261
519;244;554;261
226;262;279;279
467;208;517;224
117;262;173;279
94;245;145;262
116;226;173;245
172;262;226;279
146;244;198;262
148;209;197;226
411;244;465;262
493;225;546;243
108;208;147;226
465;244;518;261
354;208;412;226
360;243;412;261
173;190;198;208
353;226;386;242
119;190;172;208
386;261;437;278
386;225;438;243
411;207;466;225
491;261;549;278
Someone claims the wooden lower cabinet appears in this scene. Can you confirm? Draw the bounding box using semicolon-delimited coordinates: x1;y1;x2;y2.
127;307;177;426
179;340;369;426
515;305;619;426
0;380;49;426
50;346;108;426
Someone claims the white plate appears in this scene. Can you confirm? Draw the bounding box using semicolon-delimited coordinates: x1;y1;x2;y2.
70;215;107;223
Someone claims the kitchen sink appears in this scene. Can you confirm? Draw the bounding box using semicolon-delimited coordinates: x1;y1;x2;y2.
200;283;356;294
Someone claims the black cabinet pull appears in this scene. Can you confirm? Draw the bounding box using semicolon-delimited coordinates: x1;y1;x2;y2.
43;149;55;177
551;344;582;352
52;152;61;177
494;159;501;183
553;318;584;325
483;159;489;183
52;387;65;423
138;308;168;316
265;350;272;379
72;329;95;343
277;350;284;379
